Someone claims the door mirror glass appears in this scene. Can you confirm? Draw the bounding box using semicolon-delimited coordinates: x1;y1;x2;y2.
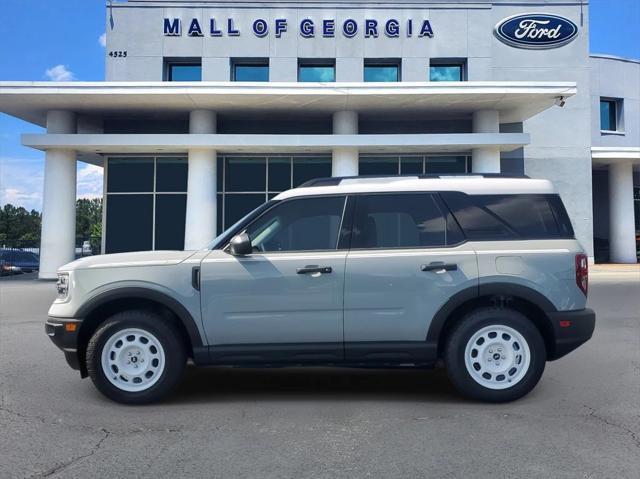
229;233;253;256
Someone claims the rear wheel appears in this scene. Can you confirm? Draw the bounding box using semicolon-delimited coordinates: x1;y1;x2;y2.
86;310;186;404
444;307;546;402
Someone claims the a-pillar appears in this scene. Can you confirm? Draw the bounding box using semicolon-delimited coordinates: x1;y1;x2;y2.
39;110;77;279
184;110;217;250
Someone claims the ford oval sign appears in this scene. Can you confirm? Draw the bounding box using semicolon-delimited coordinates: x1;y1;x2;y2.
494;13;578;49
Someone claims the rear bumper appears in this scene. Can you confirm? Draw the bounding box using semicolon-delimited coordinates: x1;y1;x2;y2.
547;308;596;360
45;317;83;372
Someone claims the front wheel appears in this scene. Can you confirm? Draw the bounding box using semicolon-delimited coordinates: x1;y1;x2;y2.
444;308;546;402
86;310;186;404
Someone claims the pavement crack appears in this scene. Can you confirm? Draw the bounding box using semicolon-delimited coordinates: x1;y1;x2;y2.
29;428;111;479
583;404;640;449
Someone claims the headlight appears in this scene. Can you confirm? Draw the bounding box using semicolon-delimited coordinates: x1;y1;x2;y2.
56;273;70;300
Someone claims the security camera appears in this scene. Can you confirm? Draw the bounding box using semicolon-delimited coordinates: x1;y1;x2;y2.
555;96;566;108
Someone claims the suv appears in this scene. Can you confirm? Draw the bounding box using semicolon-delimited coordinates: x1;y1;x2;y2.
46;175;595;404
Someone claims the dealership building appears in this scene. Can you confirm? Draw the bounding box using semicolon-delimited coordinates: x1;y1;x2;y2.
0;0;638;278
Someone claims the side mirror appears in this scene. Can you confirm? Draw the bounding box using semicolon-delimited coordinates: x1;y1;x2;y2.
229;233;252;256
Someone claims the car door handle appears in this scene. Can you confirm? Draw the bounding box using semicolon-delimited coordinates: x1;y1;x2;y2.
296;265;333;275
421;262;458;272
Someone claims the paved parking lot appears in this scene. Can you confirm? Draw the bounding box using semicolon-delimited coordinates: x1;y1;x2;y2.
1;275;639;478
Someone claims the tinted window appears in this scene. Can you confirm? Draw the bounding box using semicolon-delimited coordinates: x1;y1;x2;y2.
106;195;153;253
352;194;447;249
268;158;291;192
364;64;399;82
600;99;617;131
298;64;335;82
245;196;345;252
107;158;154;193
430;64;463;81
156;158;188;192
233;64;269;82
168;63;202;81
155;194;187;250
292;157;331;187
359;157;398;175
440;193;574;240
226;157;266;191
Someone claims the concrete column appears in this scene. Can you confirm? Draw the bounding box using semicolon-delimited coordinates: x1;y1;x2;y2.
608;161;637;263
332;111;359;177
472;110;501;173
39;110;77;279
185;110;217;250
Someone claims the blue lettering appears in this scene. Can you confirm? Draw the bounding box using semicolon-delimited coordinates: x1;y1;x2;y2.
419;19;434;38
163;18;181;36
275;18;287;37
407;19;413;37
228;18;240;36
300;19;315;38
365;19;378;38
342;19;358;38
323;19;335;37
187;18;203;37
209;18;222;37
385;19;399;37
253;19;268;37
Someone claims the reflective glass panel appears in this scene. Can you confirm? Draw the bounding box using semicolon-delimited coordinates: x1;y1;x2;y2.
234;64;269;82
107;158;154;193
225;157;266;192
364;65;399;82
268;158;291;192
155;194;187;249
292;157;331;186
169;64;202;81
298;65;335;82
429;65;462;82
156;157;188;192
106;194;153;253
359;157;398;176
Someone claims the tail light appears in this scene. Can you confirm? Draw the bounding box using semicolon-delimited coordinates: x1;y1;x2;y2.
575;254;588;296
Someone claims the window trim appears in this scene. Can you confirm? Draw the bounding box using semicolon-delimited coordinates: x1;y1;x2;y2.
600;97;624;134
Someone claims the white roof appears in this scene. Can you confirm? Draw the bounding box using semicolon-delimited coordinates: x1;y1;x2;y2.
273;176;556;200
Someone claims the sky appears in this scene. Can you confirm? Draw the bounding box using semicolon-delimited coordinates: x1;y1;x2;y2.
1;0;639;212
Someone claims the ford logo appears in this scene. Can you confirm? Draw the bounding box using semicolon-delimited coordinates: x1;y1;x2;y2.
494;13;578;49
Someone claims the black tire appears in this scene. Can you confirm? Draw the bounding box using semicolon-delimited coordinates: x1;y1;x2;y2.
86;310;187;404
444;307;546;403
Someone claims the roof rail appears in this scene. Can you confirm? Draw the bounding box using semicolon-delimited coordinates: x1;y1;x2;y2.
298;173;531;188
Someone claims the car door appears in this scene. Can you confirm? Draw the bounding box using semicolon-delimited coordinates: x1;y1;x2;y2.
200;195;348;363
343;192;479;362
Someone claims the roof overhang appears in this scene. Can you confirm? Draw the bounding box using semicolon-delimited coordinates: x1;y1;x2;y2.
591;147;640;167
0;81;577;126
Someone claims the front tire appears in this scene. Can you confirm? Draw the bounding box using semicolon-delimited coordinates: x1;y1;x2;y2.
86;310;186;404
444;307;546;402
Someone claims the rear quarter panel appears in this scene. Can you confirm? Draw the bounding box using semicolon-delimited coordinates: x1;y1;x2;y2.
472;239;587;311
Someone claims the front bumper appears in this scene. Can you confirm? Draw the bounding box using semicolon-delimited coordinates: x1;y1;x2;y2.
547;308;596;360
45;317;83;372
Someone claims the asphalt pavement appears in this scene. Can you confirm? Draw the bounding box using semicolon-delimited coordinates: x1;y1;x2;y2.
1;274;639;478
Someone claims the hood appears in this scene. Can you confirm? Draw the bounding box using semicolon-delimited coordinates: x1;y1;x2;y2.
59;250;198;272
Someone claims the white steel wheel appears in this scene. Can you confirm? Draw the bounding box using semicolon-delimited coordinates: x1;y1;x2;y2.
101;328;166;393
464;324;531;390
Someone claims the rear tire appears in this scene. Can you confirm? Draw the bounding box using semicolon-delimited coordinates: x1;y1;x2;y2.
86;310;186;404
444;307;546;402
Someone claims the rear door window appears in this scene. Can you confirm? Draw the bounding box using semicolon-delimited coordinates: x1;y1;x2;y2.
351;194;454;249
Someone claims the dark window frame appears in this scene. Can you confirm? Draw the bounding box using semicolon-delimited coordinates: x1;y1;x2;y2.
600;97;624;133
231;58;270;82
429;58;467;82
164;58;202;81
298;58;336;82
364;58;401;82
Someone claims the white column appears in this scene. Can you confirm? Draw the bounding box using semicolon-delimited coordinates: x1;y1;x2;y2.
472;110;501;173
184;110;217;250
332;111;359;177
39;110;77;279
608;161;637;263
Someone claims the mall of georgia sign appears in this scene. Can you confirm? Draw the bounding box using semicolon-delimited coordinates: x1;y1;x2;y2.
494;13;578;49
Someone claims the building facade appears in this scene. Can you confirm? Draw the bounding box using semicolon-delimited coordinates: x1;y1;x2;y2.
0;0;638;279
